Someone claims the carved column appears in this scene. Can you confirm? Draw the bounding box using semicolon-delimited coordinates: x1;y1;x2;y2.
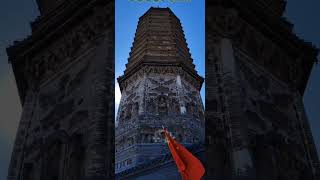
220;38;255;179
206;36;232;179
139;73;146;115
86;32;114;180
176;74;186;114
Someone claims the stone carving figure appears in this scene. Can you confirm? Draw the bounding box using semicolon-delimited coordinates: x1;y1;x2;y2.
147;99;156;114
158;96;168;115
170;98;180;115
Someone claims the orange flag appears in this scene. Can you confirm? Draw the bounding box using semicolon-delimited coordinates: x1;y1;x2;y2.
163;129;205;180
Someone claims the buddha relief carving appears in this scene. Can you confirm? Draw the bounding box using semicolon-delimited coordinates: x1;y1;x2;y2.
157;96;168;115
170;98;180;115
147;99;156;114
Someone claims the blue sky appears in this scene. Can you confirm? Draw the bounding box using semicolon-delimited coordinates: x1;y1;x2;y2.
0;1;319;180
115;0;205;117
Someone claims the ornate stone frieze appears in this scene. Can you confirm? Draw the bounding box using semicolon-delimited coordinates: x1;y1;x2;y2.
206;6;317;93
119;66;202;92
236;50;318;179
7;2;114;104
29;18;110;84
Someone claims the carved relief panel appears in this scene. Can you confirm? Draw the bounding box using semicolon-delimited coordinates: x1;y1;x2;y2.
23;4;113;87
116;67;205;172
19;52;96;180
145;75;177;116
236;51;313;179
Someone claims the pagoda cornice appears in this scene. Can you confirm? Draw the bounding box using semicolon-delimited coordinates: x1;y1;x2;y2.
118;62;203;92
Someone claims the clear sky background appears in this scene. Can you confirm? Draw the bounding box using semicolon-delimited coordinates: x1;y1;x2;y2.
0;1;319;180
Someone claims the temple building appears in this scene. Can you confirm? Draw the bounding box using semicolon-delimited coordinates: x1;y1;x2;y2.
115;7;205;174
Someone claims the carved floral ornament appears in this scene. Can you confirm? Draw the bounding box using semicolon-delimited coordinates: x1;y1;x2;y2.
23;8;112;85
117;74;202;123
119;66;202;91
